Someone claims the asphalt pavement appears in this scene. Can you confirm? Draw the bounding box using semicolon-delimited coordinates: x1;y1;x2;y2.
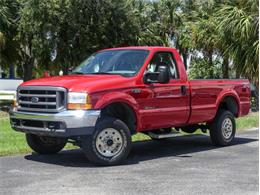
0;129;258;195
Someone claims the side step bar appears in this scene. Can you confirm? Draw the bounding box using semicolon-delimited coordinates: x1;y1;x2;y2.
147;131;181;139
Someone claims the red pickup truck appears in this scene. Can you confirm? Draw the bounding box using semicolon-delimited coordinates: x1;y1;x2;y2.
10;46;250;165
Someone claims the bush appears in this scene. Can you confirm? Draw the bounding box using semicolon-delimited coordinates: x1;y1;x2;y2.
188;58;222;79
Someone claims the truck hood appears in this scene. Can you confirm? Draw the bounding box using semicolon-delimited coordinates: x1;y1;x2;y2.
20;75;134;93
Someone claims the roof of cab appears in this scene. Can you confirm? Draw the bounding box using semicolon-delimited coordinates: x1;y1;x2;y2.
100;46;176;52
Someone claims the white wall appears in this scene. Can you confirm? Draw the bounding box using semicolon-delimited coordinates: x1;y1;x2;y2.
0;79;23;91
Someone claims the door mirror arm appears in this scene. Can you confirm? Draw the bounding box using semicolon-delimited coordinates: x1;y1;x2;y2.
143;73;159;84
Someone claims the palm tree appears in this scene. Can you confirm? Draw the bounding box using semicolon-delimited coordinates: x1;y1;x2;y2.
0;32;5;50
216;0;259;85
136;0;171;46
136;0;194;69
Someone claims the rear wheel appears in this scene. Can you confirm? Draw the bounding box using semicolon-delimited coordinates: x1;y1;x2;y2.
26;134;67;154
210;110;236;146
81;117;131;166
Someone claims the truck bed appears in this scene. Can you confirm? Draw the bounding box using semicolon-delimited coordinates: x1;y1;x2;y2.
188;79;250;124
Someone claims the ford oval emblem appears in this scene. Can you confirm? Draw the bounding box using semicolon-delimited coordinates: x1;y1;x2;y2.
31;97;39;103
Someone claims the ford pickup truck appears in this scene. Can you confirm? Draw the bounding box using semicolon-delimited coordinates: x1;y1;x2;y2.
10;46;250;165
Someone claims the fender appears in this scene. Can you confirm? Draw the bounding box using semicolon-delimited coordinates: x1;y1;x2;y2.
215;88;240;117
93;91;141;129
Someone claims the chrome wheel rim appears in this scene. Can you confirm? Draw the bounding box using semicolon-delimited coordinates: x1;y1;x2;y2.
221;118;233;139
95;128;123;157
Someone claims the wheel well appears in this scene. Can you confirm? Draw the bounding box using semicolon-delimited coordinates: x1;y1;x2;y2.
101;102;137;135
218;96;239;117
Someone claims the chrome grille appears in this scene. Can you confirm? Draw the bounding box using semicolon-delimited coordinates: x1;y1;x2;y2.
17;86;67;113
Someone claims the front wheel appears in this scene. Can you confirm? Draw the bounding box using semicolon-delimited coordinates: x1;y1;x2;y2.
210;110;236;146
26;134;67;154
81;117;132;166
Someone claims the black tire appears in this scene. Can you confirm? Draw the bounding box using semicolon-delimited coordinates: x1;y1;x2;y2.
210;109;236;146
181;125;198;134
82;117;132;166
26;134;67;154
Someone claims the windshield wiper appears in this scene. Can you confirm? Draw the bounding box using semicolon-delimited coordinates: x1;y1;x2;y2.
90;72;116;75
72;72;124;76
90;72;131;77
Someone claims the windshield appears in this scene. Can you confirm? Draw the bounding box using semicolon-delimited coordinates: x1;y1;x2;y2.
72;49;149;77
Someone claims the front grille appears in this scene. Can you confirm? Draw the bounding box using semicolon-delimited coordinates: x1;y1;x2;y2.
17;86;67;113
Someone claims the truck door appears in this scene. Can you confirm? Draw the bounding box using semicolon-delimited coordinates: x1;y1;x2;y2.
140;51;190;130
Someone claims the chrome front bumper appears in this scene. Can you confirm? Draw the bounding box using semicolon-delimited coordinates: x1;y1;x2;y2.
9;108;100;137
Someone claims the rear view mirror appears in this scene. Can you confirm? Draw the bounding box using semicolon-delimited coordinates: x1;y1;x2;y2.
143;66;170;84
157;66;170;84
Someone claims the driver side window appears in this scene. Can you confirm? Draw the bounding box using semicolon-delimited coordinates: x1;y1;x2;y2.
146;52;179;79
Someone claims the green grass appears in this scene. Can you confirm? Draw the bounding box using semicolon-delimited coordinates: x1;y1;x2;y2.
0;111;258;156
236;112;259;130
0;112;30;156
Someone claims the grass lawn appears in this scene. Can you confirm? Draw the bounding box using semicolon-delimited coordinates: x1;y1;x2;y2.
0;111;258;156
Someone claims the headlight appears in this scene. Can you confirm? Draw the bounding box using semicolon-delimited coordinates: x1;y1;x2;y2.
67;92;92;110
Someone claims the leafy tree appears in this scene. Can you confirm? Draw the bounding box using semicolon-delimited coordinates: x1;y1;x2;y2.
136;0;193;69
0;0;20;77
0;0;258;84
134;0;258;83
188;57;222;79
17;0;140;79
136;0;169;46
56;0;139;73
216;0;259;85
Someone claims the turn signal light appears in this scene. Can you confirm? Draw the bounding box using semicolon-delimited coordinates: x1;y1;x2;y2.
67;103;92;110
13;99;18;108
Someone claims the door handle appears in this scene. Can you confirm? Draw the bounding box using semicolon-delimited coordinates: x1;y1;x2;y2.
181;85;187;95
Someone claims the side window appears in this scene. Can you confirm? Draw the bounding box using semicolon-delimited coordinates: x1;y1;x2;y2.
146;52;179;79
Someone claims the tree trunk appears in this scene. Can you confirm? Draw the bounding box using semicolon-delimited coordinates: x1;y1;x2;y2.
208;50;214;78
182;52;188;70
9;64;15;79
235;69;240;79
222;56;229;78
62;64;69;75
23;59;34;81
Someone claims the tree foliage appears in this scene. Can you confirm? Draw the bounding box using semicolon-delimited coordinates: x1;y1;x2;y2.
0;0;258;85
216;0;259;85
0;0;20;69
16;0;140;80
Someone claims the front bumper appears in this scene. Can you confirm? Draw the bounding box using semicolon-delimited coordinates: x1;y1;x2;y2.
9;108;100;137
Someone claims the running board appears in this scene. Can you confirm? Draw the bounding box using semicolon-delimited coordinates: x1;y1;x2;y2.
148;131;181;139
